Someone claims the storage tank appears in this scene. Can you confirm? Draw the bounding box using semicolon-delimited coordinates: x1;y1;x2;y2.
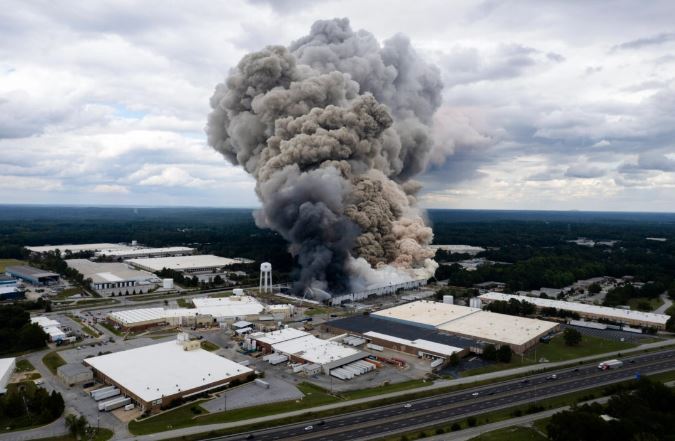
163;278;174;289
443;295;454;304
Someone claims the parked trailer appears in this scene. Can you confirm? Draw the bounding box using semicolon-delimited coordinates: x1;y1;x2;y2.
98;396;130;412
124;403;135;411
269;354;288;365
367;343;384;352
430;358;444;368
90;385;115;398
92;388;120;401
598;359;623;370
255;379;270;389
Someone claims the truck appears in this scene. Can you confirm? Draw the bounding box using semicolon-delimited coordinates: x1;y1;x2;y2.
598;359;623;370
98;396;131;412
92;388;120;401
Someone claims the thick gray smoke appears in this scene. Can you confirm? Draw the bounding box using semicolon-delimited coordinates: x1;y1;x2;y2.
207;18;441;294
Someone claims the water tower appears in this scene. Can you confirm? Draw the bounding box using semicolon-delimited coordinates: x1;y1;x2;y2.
259;262;272;293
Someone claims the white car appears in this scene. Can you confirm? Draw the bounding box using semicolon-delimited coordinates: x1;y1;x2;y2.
403;403;412;408
471;392;480;397
304;426;313;431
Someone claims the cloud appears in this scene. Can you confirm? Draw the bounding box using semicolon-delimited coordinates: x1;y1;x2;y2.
92;184;129;194
565;164;605;179
613;32;675;51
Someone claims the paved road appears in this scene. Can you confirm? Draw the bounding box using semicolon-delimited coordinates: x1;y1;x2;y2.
207;349;675;441
655;292;672;315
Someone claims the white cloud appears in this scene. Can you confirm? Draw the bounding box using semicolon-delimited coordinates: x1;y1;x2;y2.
92;184;129;194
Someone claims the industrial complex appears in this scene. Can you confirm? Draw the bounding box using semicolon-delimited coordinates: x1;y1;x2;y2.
126;255;242;274
84;335;253;413
6;265;60;286
66;259;159;296
479;292;670;330
0;357;15;394
95;246;195;260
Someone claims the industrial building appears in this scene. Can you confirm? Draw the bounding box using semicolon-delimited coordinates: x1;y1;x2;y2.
84;336;253;413
65;259;159;296
248;328;368;374
57;363;93;386
479;292;670;330
31;316;68;342
107;308;212;331
0;286;24;300
0;357;15;394
192;296;265;321
342;300;559;354
5;265;60;286
328;278;429;306
26;243;135;255
126;255;241;274
96;247;195;260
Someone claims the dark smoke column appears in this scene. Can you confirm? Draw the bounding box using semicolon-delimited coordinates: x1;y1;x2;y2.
207;18;442;295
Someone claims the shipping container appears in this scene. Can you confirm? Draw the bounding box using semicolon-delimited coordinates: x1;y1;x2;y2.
93;388;120;401
367;343;384;352
98;396;130;411
90;385;115;398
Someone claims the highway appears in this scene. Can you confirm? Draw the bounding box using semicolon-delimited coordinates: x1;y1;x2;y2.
209;348;675;441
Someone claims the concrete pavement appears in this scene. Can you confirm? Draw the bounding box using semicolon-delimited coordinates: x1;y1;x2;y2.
655;292;672;315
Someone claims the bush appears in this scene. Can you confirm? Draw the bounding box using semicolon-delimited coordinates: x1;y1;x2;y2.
450;423;461;431
467;416;477;427
563;328;582;346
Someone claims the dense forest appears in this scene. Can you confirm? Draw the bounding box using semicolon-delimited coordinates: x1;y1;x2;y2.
1;205;675;296
0;304;48;355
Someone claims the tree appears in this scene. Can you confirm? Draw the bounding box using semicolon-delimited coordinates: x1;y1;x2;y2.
449;352;460;367
563;328;582;346
481;344;497;361
588;283;602;294
65;414;88;440
497;345;512;363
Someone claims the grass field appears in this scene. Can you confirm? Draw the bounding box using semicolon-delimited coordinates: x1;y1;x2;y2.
0;258;24;272
33;428;113;441
468;426;548;441
53;287;84;300
176;298;195;308
200;340;219;351
15;359;35;372
462;333;635;377
628;296;664;312
99;321;122;336
42;351;66;374
339;379;427;400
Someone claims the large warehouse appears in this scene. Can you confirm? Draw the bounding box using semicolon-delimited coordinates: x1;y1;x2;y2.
107;308;213;331
479;292;670;330
66;259;159;296
342;300;559;354
84;336;253;413
5;265;60;286
96;247;195;260
248;328;368;374
26;243;135;255
0;357;15;394
126;255;241;274
192;296;264;320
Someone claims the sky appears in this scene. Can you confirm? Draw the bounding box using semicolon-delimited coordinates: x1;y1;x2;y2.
1;0;674;211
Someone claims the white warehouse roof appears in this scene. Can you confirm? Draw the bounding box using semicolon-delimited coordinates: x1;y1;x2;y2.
85;340;252;403
438;311;559;346
108;308;199;326
364;331;462;357
126;255;240;272
96;247;195;258
26;243;134;254
372;300;481;327
479;292;670;326
271;334;364;365
250;327;309;345
192;296;264;318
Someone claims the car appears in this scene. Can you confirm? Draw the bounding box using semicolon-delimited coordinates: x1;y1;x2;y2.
304;426;313;431
403;403;412;408
471;392;480;397
547;374;558;380
573;368;579;372
488;391;495;396
629;360;635;364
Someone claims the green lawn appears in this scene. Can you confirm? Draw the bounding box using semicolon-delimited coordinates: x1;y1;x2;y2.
15;359;35;372
176;298;195;308
468;426;548;441
0;258;24;272
200;340;219;351
53;287;84;300
532;333;635;362
339;379;427;400
42;351;66;374
129;382;340;435
33;428;113;441
461;333;635;377
99;321;122;336
628;297;664;312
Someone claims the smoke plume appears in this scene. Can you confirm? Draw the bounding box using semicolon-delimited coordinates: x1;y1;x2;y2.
207;18;441;294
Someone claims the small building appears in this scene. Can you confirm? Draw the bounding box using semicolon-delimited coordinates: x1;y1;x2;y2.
6;265;60;286
84;337;253;413
57;363;93;386
0;286;24;301
31;316;67;342
107;308;213;332
0;357;16;394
